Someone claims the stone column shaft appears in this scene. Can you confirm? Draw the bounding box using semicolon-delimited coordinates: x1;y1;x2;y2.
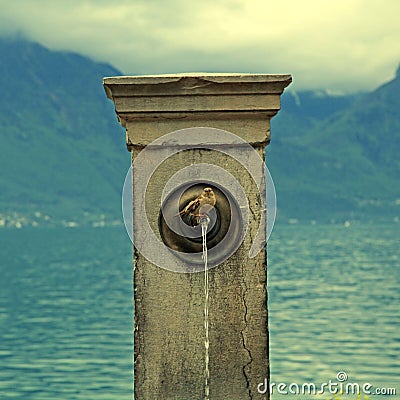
104;73;291;400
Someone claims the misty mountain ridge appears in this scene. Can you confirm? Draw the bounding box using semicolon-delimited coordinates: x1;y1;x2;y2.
0;38;398;227
269;65;400;221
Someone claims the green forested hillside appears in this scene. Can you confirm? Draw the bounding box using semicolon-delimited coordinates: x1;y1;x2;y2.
269;66;400;221
0;38;129;226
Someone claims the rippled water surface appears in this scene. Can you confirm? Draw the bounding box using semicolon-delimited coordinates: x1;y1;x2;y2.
0;223;398;399
0;227;133;399
268;223;399;399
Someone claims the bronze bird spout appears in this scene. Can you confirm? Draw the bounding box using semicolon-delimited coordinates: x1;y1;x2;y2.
177;187;216;225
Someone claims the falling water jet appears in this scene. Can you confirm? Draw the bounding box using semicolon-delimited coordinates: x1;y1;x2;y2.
200;215;211;400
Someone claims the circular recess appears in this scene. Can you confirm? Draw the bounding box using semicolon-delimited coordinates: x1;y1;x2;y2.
159;182;243;267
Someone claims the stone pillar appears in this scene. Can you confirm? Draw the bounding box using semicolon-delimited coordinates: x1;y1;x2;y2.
104;73;291;400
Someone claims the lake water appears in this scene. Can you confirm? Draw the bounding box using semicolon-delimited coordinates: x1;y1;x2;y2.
0;223;398;399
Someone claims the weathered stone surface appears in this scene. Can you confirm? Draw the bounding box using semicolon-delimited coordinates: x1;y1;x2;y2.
104;73;291;400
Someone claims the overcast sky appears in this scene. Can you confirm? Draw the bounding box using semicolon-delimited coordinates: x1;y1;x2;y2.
1;0;399;93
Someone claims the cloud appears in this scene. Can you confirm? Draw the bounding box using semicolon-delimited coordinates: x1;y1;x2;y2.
0;0;399;92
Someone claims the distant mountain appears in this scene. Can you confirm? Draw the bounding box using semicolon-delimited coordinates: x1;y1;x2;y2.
268;66;400;221
0;38;129;226
0;38;398;226
271;90;363;140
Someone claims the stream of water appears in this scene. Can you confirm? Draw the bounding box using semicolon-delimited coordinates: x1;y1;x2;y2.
201;217;210;400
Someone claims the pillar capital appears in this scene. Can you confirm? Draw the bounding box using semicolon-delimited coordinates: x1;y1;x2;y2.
103;73;292;148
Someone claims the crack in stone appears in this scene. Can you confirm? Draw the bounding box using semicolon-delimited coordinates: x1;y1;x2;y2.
133;249;147;400
240;268;254;400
